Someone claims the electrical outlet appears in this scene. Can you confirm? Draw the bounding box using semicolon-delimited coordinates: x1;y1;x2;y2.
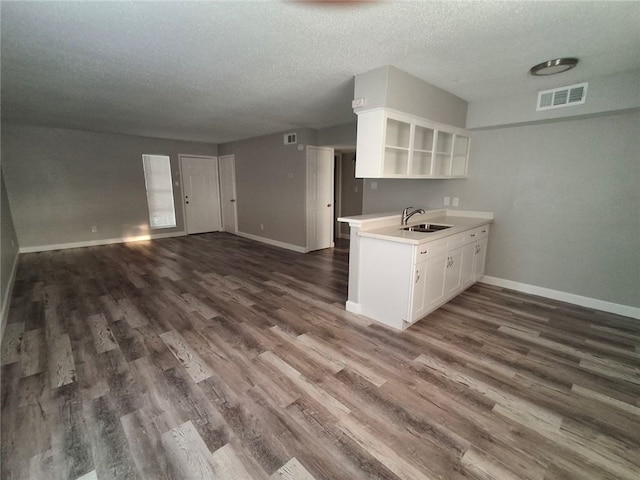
452;197;459;207
91;226;98;233
444;196;450;206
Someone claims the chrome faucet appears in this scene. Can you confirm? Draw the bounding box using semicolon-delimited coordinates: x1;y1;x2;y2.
402;206;425;225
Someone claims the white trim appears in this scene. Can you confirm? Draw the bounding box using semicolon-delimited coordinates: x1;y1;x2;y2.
306;145;335;252
19;231;186;253
346;300;361;314
335;152;343;244
235;231;308;253
218;154;238;234
1;250;20;340
480;276;640;320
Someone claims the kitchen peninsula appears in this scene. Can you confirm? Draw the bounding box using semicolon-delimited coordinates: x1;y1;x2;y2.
339;210;493;330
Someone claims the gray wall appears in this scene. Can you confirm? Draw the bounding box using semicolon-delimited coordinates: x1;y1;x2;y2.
1;168;20;335
354;65;468;128
1;123;218;249
219;129;318;247
467;70;640;129
338;152;363;236
363;111;640;308
317;122;357;148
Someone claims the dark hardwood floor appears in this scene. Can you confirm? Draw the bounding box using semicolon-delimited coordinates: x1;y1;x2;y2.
2;232;639;480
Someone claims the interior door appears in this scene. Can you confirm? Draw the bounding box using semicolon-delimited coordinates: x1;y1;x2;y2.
306;146;334;252
218;154;238;234
180;155;222;234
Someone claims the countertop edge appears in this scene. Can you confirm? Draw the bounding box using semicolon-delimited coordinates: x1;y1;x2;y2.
358;214;493;245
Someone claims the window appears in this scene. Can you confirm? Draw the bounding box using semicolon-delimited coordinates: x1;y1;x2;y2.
142;154;176;229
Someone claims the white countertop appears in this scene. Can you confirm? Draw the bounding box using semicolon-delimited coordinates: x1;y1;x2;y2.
339;209;493;245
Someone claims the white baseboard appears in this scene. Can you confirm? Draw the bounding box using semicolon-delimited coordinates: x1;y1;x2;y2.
346;300;361;314
235;231;308;253
480;276;640;320
19;231;187;253
1;250;20;341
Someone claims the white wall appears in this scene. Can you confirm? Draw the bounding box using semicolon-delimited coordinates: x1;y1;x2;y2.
363;110;640;309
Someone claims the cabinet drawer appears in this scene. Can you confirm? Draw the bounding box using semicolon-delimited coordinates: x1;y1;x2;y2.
413;238;448;263
447;231;467;249
466;225;490;243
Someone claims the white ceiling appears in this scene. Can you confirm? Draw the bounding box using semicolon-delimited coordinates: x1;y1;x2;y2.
2;1;639;144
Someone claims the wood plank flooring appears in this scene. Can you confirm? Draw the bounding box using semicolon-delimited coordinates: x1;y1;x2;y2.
2;232;639;480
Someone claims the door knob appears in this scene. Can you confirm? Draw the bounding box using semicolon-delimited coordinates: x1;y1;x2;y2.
230;199;236;203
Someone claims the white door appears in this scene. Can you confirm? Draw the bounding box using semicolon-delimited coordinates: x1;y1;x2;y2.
218;154;238;234
306;146;334;252
180;155;222;234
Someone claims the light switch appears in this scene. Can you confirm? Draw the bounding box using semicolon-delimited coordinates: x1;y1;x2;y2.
371;181;378;190
444;196;450;206
453;197;459;207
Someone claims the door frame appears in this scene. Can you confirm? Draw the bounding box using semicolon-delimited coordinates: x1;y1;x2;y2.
306;145;335;252
178;154;221;234
218;154;238;234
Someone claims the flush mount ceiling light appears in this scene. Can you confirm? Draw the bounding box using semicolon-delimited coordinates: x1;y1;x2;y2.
530;57;579;76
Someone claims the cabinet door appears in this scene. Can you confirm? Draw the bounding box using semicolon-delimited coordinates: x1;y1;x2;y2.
409;261;429;322
472;237;488;282
425;254;447;311
444;247;464;299
460;242;475;290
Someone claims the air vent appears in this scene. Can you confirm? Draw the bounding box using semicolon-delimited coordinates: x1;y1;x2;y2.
284;132;297;145
537;82;588;111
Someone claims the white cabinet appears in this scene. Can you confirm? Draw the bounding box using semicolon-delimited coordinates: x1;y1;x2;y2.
410;259;429;322
424;253;447;313
358;224;490;330
443;247;464;299
355;108;470;179
472;236;488;282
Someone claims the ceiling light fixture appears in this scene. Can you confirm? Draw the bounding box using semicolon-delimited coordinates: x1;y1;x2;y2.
530;57;579;76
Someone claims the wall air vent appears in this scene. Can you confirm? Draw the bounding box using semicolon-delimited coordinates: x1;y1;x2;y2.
284;132;297;145
537;82;588;111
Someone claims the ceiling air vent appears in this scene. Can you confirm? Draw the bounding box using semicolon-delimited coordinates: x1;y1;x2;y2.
284;132;297;145
537;82;587;111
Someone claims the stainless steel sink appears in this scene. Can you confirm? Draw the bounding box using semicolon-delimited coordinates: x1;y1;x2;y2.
401;223;452;233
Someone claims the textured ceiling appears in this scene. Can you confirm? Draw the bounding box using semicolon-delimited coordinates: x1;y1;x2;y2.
2;1;639;144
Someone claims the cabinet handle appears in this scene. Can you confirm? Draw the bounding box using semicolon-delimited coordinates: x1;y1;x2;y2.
415;270;420;283
420;249;428;255
481;229;486;233
470;233;476;237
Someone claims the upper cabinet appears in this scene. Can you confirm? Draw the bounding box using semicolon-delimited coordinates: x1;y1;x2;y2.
355;108;471;179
